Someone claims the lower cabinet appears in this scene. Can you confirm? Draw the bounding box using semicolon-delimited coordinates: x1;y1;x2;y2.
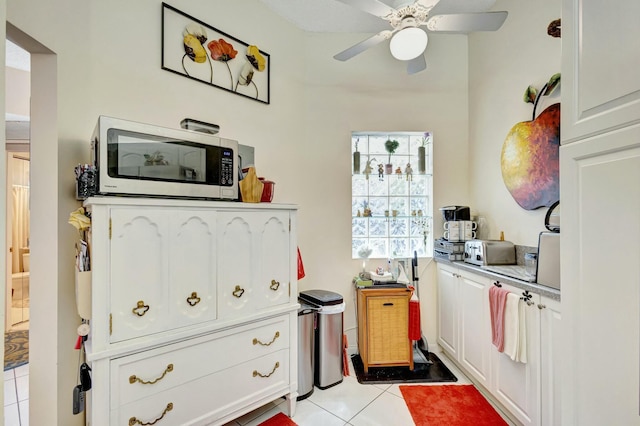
490;281;540;426
84;198;299;426
539;296;561;426
90;314;295;426
437;263;559;426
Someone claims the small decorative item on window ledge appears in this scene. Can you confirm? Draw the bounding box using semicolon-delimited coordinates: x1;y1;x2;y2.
384;139;399;174
419;132;429;174
353;138;361;174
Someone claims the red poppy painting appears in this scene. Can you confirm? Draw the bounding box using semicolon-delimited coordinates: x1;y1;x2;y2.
162;3;270;104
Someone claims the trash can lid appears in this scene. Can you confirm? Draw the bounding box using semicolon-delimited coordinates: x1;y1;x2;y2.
299;289;343;306
298;302;317;315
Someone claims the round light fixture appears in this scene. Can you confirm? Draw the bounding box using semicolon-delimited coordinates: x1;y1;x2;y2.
389;27;428;61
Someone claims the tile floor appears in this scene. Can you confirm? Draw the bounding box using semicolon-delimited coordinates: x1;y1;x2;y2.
4;363;29;426
2;350;514;426
225;350;515;426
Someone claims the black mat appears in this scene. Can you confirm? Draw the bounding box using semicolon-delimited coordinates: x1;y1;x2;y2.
351;348;457;384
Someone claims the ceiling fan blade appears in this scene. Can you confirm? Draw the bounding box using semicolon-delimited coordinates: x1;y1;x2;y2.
407;54;427;75
333;31;393;61
334;0;396;18
426;11;508;32
427;0;497;16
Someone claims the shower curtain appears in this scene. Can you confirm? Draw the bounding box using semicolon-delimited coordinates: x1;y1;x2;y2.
12;185;30;274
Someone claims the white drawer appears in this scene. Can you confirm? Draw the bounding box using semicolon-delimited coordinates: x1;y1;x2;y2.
111;315;289;409
114;349;289;426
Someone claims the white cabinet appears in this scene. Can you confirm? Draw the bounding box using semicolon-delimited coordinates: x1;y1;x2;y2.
562;1;640;422
459;272;492;390
539;296;561;426
560;133;640;425
217;211;290;319
84;197;298;426
561;0;640;143
436;263;556;426
436;263;459;358
109;208;219;343
490;282;540;426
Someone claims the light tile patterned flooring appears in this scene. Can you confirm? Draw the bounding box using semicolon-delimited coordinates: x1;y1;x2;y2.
4;363;29;426
3;349;514;426
225;349;515;426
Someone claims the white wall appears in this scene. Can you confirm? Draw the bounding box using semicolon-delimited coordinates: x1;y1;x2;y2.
469;0;562;246
299;31;470;347
0;0;7;415
6;0;564;423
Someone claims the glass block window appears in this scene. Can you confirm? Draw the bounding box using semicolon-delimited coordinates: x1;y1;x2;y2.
351;132;433;259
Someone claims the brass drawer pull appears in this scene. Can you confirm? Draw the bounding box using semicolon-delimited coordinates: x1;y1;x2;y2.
253;362;280;378
129;364;174;385
186;292;201;306
270;280;280;291
253;331;280;346
132;301;150;317
232;285;245;298
129;402;173;425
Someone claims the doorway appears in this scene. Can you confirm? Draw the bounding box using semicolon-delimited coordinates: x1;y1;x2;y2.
6;151;30;331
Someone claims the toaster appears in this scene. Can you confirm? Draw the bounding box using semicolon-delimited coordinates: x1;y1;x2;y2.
464;240;516;266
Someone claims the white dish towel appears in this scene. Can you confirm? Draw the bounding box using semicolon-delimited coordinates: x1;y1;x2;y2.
503;293;527;363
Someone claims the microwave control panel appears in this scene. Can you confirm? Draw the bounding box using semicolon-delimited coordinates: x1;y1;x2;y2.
221;148;234;186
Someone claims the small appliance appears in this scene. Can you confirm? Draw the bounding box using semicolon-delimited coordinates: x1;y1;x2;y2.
536;232;560;290
464;239;516;266
92;116;239;200
440;206;470;222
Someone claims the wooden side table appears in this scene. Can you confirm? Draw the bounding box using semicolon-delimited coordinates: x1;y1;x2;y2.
357;287;414;372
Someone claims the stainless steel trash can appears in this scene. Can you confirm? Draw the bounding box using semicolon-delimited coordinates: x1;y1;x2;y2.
299;290;345;389
297;302;316;401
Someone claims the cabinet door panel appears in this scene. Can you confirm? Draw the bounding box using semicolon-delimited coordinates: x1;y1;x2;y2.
217;214;254;318
110;209;170;342
561;133;640;425
169;211;217;326
459;273;491;389
437;264;458;358
256;213;290;309
491;282;540;426
540;296;561;426
562;0;640;142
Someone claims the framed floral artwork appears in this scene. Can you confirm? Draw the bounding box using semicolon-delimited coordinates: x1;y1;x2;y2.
161;3;270;104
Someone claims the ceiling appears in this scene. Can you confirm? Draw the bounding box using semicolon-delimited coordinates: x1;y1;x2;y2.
259;0;392;33
258;0;497;32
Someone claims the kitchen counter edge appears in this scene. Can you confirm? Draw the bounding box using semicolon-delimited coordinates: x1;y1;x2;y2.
434;257;561;301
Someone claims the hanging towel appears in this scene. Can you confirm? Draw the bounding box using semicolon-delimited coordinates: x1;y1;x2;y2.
516;298;528;363
503;293;520;360
489;285;510;352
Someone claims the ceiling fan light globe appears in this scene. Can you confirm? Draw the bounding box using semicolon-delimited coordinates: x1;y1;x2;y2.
389;27;428;61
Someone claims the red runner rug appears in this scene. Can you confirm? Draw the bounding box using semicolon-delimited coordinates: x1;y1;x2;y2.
257;412;297;426
400;384;508;426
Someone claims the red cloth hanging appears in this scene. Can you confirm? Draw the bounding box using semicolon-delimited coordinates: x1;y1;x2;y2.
408;286;421;341
297;247;305;280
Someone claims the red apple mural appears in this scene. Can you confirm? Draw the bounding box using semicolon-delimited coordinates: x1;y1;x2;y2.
501;74;560;210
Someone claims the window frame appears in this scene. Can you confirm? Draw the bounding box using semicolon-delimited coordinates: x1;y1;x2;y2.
351;131;433;260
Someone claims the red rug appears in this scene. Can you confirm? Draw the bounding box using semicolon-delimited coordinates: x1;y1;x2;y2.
400;384;508;426
257;412;297;426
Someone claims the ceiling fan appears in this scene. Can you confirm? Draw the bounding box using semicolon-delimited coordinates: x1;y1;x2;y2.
333;0;508;74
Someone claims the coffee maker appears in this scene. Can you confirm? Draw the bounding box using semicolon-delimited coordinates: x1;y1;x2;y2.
439;206;470;222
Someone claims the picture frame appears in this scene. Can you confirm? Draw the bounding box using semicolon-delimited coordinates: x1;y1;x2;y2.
161;2;270;104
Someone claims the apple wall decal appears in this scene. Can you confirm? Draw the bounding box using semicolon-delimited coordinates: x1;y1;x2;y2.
501;74;561;211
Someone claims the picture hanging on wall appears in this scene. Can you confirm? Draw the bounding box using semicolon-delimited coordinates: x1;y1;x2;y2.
161;2;270;104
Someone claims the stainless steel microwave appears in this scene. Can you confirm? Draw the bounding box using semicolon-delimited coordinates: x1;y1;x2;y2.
91;116;238;200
